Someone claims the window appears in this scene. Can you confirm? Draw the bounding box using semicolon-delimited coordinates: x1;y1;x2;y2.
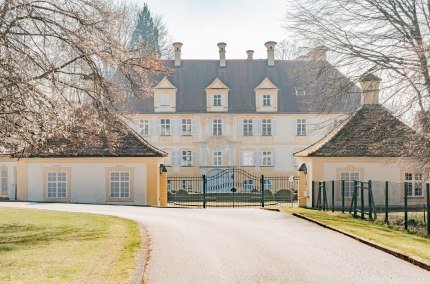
243;119;253;136
182;119;192;136
405;173;423;197
139;119;149;136
263;180;272;190
262;94;271;106
181;150;193;166
161;94;170;106
110;171;130;198
296;119;307;136
160;119;171;136
212;151;223;166
181;180;193;192
340;172;360;198
262;151;273;166
295;88;306;96
241;151;254;166
47;172;67;198
262;119;272;136
212;119;223;136
1;169;7;194
213;94;222;106
243;180;254;192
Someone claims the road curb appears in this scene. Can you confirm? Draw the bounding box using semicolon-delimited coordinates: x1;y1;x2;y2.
291;213;430;272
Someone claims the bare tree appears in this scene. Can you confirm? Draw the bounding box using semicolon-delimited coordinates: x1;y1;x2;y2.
275;39;305;60
286;0;430;172
0;0;168;154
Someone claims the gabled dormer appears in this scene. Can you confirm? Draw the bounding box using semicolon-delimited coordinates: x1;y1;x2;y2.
255;77;278;112
154;77;177;113
206;78;229;112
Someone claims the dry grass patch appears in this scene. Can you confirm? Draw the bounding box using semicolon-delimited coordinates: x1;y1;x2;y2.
0;207;141;283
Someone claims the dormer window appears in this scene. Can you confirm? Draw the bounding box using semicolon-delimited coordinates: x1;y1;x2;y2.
262;94;271;106
295;88;306;96
153;77;177;113
213;94;222;106
206;78;229;112
255;77;278;112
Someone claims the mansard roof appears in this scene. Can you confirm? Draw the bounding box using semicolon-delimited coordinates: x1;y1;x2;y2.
15;109;167;158
124;59;360;114
295;104;422;157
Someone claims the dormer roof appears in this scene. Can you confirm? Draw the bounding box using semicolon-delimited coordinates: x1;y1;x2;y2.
254;77;278;91
205;77;229;90
154;77;176;90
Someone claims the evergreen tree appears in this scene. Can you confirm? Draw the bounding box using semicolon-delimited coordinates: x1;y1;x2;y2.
129;4;161;56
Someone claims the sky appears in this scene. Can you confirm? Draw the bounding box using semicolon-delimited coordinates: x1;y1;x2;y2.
128;0;289;59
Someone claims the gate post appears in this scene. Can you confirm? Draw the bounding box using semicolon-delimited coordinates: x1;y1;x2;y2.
426;183;429;236
360;181;364;220
404;182;408;230
203;175;207;209
341;180;345;214
261;175;265;208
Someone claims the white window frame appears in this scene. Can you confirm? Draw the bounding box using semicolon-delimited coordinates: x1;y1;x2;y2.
110;171;130;198
213;94;222;106
295;88;306;96
181;150;193;167
243;119;253;136
263;180;272;190
340;172;360;198
405;173;423;197
296;118;307;136
1;168;7;194
241;151;254;167
139;119;149;136
262;119;272;136
181;119;192;136
212;151;223;166
243;179;254;192
261;151;273;166
47;171;67;199
181;179;193;192
161;93;170;106
160;118;171;136
212;118;223;136
262;94;271;106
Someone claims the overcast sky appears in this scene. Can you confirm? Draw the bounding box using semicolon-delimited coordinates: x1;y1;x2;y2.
128;0;288;59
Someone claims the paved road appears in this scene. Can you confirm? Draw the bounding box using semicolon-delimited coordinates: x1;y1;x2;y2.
1;203;429;283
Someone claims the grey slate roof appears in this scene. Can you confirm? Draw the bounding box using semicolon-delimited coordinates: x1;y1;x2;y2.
16;109;167;158
124;59;360;114
295;104;422;157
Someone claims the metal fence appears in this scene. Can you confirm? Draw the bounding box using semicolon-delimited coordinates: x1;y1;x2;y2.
168;168;298;208
312;180;430;235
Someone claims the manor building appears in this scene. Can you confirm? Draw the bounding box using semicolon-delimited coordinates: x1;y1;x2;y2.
126;42;359;177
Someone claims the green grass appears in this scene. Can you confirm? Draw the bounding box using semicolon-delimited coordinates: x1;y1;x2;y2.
0;208;141;283
280;207;430;264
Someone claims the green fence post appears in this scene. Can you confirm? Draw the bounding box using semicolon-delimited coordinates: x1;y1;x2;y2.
404;182;408;230
322;181;326;211
202;175;207;209
312;181;315;209
368;180;372;220
353;181;358;218
331;180;335;212
427;183;429;236
385;181;389;224
360;181;364;220
341;180;345;214
260;175;265;208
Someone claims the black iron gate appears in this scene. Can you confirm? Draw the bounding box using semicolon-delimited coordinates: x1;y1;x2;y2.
167;168;298;207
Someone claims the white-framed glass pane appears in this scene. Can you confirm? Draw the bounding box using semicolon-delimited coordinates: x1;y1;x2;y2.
1;169;7;193
181;119;192;136
212;119;223;136
161;94;170;106
160;119;171;136
296;119;307;136
139;119;149;136
212;151;223;166
262;151;272;166
110;171;130;198
262;119;272;136
341;172;360;197
47;171;67;198
243;119;253;136
263;94;271;106
213;94;222;106
181;150;193;166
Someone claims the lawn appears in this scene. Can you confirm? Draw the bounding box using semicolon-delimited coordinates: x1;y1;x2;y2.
0;207;141;283
280;207;430;264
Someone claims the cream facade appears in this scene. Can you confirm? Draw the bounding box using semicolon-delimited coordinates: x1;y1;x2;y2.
3;157;167;206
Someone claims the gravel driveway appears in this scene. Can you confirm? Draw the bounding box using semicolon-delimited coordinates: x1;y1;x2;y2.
1;202;429;283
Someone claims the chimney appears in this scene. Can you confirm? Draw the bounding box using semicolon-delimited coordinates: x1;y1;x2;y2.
265;41;277;66
246;50;254;60
218;42;227;67
360;74;381;105
173;42;183;67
